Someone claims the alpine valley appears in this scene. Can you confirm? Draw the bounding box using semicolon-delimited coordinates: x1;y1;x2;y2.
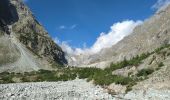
0;0;170;99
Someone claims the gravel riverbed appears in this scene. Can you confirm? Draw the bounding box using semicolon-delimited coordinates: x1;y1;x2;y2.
0;79;115;100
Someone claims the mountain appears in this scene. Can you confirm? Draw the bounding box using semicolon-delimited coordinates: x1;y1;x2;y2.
69;5;170;68
0;0;67;72
0;0;170;99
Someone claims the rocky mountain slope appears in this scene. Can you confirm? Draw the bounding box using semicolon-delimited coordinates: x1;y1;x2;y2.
0;0;67;72
69;5;170;68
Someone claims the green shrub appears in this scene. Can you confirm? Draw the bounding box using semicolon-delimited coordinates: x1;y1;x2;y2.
167;52;170;56
21;77;30;82
38;69;52;74
113;76;132;85
126;81;137;92
155;44;170;54
158;62;164;67
137;68;154;77
92;70;132;86
0;71;10;75
93;71;114;85
109;53;151;71
77;68;98;79
1;75;14;83
126;86;132;93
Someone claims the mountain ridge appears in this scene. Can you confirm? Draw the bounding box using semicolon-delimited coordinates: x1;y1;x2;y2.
68;5;170;68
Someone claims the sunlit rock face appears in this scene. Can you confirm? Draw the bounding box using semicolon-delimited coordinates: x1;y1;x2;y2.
0;0;67;72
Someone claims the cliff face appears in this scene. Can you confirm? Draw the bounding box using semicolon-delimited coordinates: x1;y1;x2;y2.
0;0;67;72
0;0;19;26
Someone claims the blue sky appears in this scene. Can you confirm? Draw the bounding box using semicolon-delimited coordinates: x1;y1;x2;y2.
24;0;169;54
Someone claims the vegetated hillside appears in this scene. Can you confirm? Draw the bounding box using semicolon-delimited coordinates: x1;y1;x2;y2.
69;5;170;68
0;0;67;72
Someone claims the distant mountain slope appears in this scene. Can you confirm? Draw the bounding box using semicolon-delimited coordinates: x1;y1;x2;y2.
0;0;67;72
70;5;170;68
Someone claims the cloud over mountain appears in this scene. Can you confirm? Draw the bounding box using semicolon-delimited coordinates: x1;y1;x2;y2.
55;20;142;55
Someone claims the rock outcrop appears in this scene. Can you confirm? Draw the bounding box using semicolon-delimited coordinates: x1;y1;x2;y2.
0;0;19;27
0;0;67;72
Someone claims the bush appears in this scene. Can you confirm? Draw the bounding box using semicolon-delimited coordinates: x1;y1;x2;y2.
155;44;170;54
158;62;164;67
21;77;30;82
109;58;130;71
125;81;137;93
77;68;98;79
1;75;14;83
109;53;151;71
137;68;154;77
38;69;52;74
113;76;132;85
92;70;132;86
93;71;114;85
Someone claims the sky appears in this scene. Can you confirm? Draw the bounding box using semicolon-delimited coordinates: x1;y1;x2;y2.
24;0;170;55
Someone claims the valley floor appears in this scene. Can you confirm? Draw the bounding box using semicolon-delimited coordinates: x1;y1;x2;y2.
1;44;170;100
1;79;170;100
0;79;114;100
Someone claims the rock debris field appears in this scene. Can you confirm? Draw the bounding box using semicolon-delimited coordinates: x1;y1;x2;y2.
0;79;115;100
1;79;170;100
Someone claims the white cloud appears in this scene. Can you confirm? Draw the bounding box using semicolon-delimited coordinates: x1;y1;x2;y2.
152;0;170;11
58;24;77;30
54;20;142;56
54;37;75;55
59;25;66;30
70;24;77;29
89;20;142;54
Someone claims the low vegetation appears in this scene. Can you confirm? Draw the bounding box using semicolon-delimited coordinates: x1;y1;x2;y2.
154;44;170;54
158;62;164;67
0;68;132;86
137;68;154;77
107;52;151;72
